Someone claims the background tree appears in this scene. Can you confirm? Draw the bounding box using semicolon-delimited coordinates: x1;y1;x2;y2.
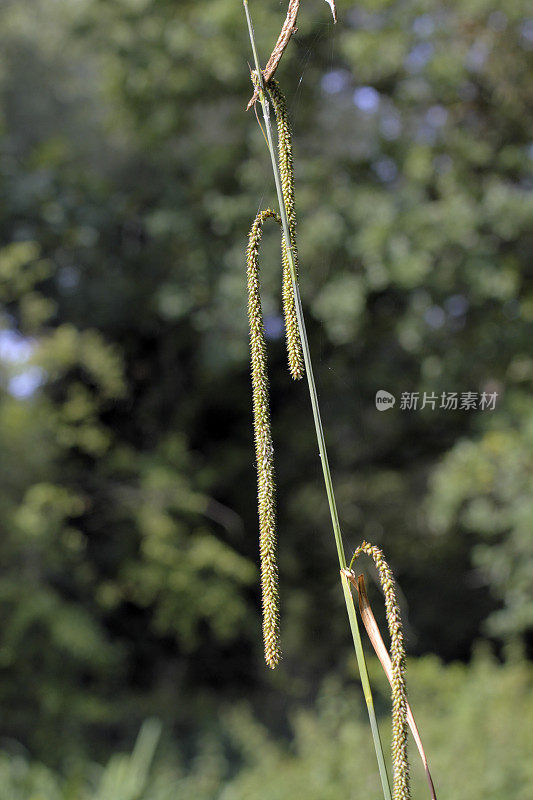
0;0;531;776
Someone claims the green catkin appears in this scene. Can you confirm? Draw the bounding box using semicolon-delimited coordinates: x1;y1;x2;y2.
352;542;410;800
247;208;281;669
246;79;303;669
267;80;304;381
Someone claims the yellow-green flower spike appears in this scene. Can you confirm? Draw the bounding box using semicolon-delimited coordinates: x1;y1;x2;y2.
268;80;304;381
247;208;282;669
246;79;306;669
351;542;411;799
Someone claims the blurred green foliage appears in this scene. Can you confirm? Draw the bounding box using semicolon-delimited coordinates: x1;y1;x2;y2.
1;656;532;798
0;0;531;791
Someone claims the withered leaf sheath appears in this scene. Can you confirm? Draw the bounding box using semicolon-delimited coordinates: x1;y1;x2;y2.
246;1;337;110
246;0;300;110
246;81;303;668
352;542;411;800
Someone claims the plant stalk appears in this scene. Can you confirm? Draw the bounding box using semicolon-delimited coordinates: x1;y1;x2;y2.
242;3;392;797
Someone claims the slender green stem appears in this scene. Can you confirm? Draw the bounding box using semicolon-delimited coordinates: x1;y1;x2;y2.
242;3;392;798
243;0;344;566
341;571;391;798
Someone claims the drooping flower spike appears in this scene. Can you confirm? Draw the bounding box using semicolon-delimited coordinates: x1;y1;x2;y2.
246;80;303;668
348;542;412;800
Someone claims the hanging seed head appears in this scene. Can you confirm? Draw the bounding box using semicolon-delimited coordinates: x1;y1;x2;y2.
246;83;304;669
247;209;282;669
268;80;304;381
351;542;411;799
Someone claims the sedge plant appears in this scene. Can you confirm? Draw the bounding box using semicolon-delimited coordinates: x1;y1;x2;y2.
241;2;436;798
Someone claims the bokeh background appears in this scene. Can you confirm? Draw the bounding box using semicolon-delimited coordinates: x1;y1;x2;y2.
0;0;532;796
